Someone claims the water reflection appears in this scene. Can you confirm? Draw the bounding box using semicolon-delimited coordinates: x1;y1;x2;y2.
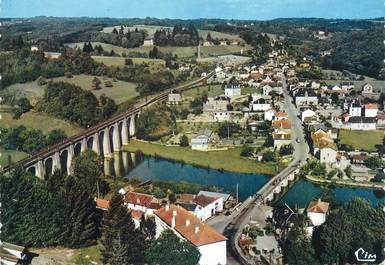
105;151;385;206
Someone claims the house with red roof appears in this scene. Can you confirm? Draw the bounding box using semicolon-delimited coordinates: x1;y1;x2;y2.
124;191;161;215
176;194;224;221
154;204;227;265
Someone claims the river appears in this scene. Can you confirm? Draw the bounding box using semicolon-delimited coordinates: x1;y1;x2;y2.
106;151;385;206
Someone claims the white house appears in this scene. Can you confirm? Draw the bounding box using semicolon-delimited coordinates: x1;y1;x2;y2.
320;147;337;165
193;195;223;221
340;82;354;91
264;109;275;121
168;91;181;105
155;205;227;265
124;192;161;215
251;98;271;112
143;38;154;47
191;129;213;150
273;130;292;149
364;103;378;118
225;83;241;98
347;117;376;130
362;83;374;94
307;199;329;226
348;101;362;117
213;111;230;122
295;90;318;106
301;109;317;122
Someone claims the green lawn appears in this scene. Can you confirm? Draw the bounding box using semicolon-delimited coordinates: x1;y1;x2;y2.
339;130;384;151
0;111;82;136
51;74;139;104
0;147;28;168
66;42;251;59
182;84;224;99
123;139;281;175
3;74;139;105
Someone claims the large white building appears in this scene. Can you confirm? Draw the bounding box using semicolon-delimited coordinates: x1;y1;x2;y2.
191;129;213;150
307;199;329;226
155;205;227;265
348;101;362;117
364;103;378;118
295;90;318;106
320;147;337;165
225;83;241;98
251;98;271;112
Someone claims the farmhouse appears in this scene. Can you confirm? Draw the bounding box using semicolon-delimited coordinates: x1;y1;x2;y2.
154;205;227;265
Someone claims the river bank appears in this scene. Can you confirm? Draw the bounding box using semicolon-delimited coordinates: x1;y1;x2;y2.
305;174;384;190
122;139;284;175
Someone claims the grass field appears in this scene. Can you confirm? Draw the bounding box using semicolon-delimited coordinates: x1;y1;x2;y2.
102;25;240;41
339;130;384;151
0;112;82;136
51;74;139;104
123;139;281;175
92;55;165;67
3;74;139;104
67;42;251;59
0;147;28;168
182;84;224;99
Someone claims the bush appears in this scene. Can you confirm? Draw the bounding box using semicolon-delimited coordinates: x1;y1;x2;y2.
179;135;189;147
240;145;253;157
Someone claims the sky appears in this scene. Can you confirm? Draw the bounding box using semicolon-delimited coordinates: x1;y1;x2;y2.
2;0;383;20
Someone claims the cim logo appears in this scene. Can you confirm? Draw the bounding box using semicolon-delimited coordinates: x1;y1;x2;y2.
354;248;376;263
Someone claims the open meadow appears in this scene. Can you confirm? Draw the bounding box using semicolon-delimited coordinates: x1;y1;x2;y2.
3;74;139;105
339;129;384;151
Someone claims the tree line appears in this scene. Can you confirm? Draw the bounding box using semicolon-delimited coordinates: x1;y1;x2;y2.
153;24;199;47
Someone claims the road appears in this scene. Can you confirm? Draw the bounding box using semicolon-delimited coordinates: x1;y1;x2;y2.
282;78;310;165
212;77;310;265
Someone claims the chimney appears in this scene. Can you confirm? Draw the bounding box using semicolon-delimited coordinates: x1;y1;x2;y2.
186;219;190;227
171;210;177;228
195;226;200;234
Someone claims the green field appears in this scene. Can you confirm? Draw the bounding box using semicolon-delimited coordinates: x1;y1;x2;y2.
182;84;224;99
67;42;251;59
3;74;139;105
339;130;384;151
102;25;240;41
0;112;82;136
0;147;28;168
92;55;165;67
51;75;139;104
123;139;281;175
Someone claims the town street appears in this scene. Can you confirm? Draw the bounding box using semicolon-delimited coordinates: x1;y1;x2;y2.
208;77;311;265
282;78;310;165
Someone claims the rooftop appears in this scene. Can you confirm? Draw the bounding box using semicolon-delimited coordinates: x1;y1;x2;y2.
155;204;227;246
307;200;329;214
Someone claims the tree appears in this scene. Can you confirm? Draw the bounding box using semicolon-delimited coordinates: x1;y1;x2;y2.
285;225;319;265
145;230;200;265
63;175;101;248
140;215;156;240
124;58;133;65
344;165;352;179
92;77;102;90
240;145;253;157
262;150;278;162
72;150;105;196
179;135;189;147
217;122;241;138
101;193;146;264
279;144;294;155
47;129;67;146
365;156;382;170
13;97;32;119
